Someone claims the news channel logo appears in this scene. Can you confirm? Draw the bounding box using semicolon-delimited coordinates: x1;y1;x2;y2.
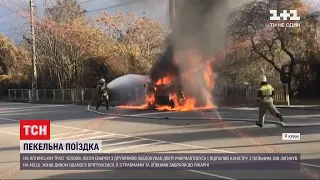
20;120;51;140
282;133;301;141
269;10;301;28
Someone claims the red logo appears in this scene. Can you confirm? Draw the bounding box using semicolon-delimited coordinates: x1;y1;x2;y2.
284;134;287;137
20;120;50;140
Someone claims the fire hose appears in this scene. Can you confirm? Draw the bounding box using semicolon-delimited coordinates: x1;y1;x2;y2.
85;93;320;127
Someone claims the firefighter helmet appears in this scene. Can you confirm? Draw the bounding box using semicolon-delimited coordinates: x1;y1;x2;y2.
99;78;105;84
260;75;267;82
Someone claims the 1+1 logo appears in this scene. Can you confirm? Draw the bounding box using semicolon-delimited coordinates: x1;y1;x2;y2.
269;10;301;28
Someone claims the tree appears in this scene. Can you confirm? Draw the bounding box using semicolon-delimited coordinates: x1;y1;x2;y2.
23;8;167;88
226;0;315;94
44;0;85;23
0;33;31;77
28;0;87;88
92;12;168;74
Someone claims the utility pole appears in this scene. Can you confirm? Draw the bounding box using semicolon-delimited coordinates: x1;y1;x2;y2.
29;0;37;100
169;0;175;29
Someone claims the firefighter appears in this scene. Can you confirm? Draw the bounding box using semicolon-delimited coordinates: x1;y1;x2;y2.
96;78;109;110
256;75;284;127
0;66;4;75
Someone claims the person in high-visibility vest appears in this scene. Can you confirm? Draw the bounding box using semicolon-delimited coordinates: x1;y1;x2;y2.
256;75;284;127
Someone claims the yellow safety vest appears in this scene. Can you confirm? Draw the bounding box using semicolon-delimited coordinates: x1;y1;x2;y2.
259;84;274;101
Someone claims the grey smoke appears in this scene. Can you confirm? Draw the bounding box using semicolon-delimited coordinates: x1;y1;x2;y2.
107;0;247;107
150;0;235;107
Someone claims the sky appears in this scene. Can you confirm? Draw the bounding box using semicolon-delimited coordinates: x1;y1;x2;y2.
0;0;170;42
0;0;319;42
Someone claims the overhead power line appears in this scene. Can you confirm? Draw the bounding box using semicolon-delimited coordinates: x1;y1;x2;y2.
37;0;96;6
84;0;146;14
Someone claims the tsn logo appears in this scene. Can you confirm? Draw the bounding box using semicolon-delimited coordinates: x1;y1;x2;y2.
282;133;300;141
20;120;50;140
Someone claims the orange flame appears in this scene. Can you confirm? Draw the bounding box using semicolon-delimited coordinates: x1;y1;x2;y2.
156;76;174;85
118;48;217;111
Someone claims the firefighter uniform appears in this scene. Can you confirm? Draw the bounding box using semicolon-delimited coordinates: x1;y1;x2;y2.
256;76;284;127
96;78;109;110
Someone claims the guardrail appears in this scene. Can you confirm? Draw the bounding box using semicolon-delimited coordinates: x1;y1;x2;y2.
8;89;96;104
7;88;287;105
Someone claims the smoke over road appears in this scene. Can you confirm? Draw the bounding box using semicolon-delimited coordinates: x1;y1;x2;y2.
149;0;231;107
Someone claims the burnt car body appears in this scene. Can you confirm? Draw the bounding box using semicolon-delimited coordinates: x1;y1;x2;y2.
145;78;185;109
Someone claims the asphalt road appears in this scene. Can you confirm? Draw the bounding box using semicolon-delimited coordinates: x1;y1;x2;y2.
0;102;319;179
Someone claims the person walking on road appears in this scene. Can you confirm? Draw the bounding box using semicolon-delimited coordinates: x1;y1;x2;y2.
256;75;284;127
96;78;109;110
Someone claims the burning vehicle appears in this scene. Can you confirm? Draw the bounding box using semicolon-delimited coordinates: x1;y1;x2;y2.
144;77;185;109
113;0;229;111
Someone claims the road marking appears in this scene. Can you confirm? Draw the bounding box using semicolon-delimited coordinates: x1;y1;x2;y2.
0;110;63;116
185;169;236;180
164;121;252;128
103;141;165;153
49;122;236;153
52;132;102;140
129;111;177;116
81;134;115;140
301;162;320;168
102;137;132;142
284;115;320;118
0;117;245;153
0;102;26;105
102;139;145;147
88;108;177;117
51;131;88;137
0;114;232;153
0;108;50;114
0;130;19;136
0;104;71;111
1;116;320;174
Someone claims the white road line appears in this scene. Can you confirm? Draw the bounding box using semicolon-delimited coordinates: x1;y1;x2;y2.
48;122;235;153
284;115;320;118
0;117;236;153
103;141;165;153
129;111;177;116
51;131;88;137
102;139;145;147
0;109;47;114
0;130;19;136
0;104;71;111
52;132;102;140
0;110;62;116
301;162;320;168
88;109;176;117
164;121;253;129
1;116;320;174
102;137;131;142
185;169;236;180
81;134;115;140
0;102;26;105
